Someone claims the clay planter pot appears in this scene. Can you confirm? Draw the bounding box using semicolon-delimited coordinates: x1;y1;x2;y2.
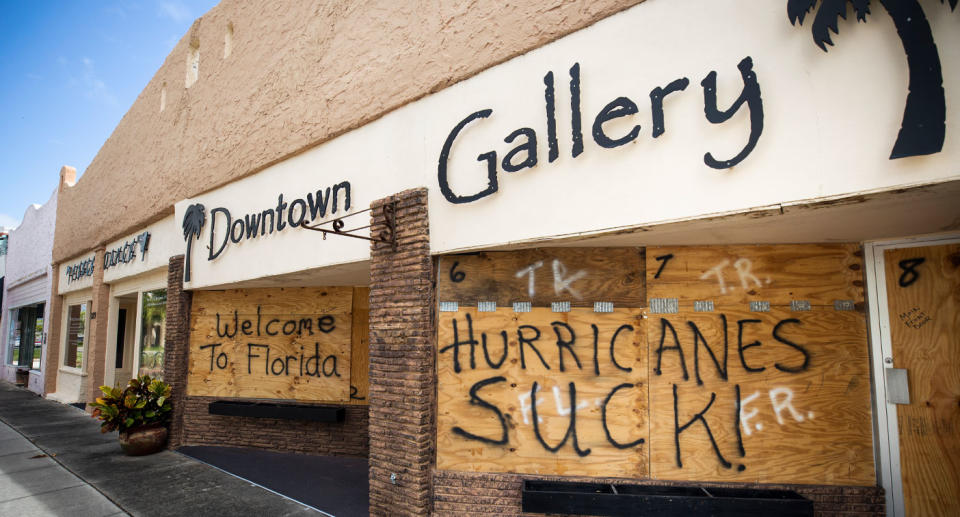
118;424;168;456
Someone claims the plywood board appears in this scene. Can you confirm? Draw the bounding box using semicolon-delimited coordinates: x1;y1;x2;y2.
436;244;875;486
437;248;644;308
187;287;352;402
647;245;864;308
437;308;648;477
884;244;960;516
348;287;370;405
646;308;874;485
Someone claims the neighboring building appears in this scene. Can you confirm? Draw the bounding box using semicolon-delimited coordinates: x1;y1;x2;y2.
1;171;63;396
0;229;8;318
0;229;8;354
43;1;960;516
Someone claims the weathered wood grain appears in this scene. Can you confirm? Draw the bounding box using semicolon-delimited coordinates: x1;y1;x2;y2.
884;244;960;516
437;248;644;308
647;245;864;308
349;287;370;405
437;308;648;477
435;244;875;486
187;287;353;402
191;286;353;317
646;308;874;485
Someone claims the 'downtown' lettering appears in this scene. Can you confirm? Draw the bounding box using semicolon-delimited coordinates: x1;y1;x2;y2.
208;181;351;261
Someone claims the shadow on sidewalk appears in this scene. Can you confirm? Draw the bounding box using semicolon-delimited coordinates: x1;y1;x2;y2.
0;382;320;516
178;446;368;517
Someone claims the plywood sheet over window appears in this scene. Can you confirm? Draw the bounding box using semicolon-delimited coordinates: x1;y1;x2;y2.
436;245;873;485
438;308;648;477
187;287;368;403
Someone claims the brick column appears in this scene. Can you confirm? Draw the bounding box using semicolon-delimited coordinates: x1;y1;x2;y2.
43;264;63;395
83;248;110;406
163;255;191;449
45;166;75;397
368;188;436;516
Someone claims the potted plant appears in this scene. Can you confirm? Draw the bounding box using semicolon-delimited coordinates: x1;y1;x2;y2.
90;375;173;456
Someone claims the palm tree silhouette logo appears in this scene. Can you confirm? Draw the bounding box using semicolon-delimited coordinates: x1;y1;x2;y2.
788;0;956;159
182;203;205;283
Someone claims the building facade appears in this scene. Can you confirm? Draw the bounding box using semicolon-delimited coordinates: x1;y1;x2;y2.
44;1;959;515
0;169;63;395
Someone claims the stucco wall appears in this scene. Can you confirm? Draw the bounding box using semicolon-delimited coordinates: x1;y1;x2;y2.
53;0;641;263
0;186;57;393
4;193;56;287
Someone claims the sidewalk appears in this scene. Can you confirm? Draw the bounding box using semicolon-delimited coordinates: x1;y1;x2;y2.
0;382;320;516
0;415;125;516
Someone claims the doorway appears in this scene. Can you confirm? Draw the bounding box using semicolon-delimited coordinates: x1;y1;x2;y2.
867;237;960;516
108;294;137;387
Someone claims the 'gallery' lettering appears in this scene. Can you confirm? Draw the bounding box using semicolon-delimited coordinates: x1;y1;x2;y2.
437;57;763;204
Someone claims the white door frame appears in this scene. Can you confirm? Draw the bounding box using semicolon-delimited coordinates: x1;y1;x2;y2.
864;234;960;517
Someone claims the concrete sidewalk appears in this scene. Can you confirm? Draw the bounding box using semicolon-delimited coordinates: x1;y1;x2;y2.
0;382;320;516
0;416;125;516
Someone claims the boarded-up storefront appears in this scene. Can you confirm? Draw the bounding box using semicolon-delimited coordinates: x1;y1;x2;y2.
435;245;873;498
176;286;369;456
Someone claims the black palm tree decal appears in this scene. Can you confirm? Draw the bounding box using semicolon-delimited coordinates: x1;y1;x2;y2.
788;0;956;159
182;203;205;282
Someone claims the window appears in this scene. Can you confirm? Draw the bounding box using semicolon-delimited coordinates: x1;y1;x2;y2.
32;307;44;370
8;304;44;369
7;309;19;364
139;289;166;379
64;303;87;368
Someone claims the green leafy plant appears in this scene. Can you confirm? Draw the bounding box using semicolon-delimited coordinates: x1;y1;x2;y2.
90;375;172;433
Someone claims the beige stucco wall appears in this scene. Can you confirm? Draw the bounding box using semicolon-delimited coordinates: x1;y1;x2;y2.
52;0;641;263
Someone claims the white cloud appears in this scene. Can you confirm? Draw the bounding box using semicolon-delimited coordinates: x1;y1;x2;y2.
0;213;20;230
78;57;119;107
165;33;181;51
104;4;127;19
99;30;120;45
158;1;192;23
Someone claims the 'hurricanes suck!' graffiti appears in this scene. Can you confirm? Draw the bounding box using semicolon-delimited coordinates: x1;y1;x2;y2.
439;310;820;474
436;247;874;484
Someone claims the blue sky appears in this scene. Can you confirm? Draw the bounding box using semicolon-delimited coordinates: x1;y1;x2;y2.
0;1;219;229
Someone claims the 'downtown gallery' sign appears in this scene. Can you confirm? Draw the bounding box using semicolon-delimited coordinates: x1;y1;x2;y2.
186;287;355;402
435;246;874;485
438;2;955;204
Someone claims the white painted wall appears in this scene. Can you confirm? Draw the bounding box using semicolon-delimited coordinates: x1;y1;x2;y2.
102;216;176;285
50;368;86;404
177;0;960;289
0;188;57;395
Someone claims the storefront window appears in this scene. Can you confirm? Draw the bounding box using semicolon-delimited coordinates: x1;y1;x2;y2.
8;304;43;369
32;308;44;370
7;309;19;364
64;303;86;368
139;289;166;379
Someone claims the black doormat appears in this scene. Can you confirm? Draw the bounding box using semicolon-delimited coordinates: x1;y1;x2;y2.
178;445;368;517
